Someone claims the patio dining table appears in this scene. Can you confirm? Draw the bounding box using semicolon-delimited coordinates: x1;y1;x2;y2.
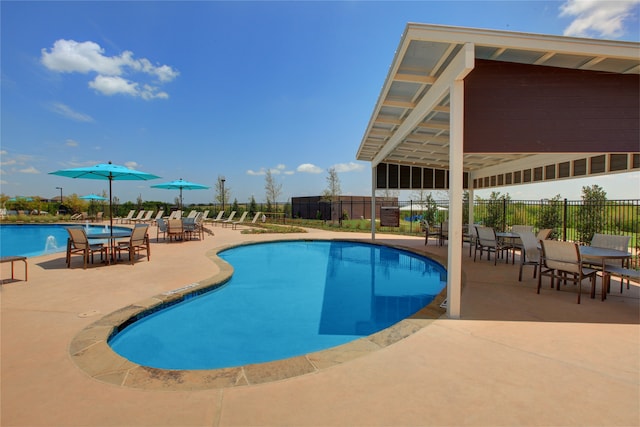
579;246;631;301
87;231;132;264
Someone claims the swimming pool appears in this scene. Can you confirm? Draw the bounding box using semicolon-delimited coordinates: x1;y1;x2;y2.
109;240;447;370
0;223;130;257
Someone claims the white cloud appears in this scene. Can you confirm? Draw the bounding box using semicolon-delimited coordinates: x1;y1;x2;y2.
41;39;179;100
89;75;138;96
19;166;40;174
332;162;365;173
50;103;94;122
247;168;266;176
560;0;639;38
65;139;79;147
297;163;324;174
124;161;140;169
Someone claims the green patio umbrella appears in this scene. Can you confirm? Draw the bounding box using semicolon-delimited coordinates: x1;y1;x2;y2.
151;178;209;209
50;162;160;233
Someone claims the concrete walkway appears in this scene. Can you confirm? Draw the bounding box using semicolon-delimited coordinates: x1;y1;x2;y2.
1;223;638;426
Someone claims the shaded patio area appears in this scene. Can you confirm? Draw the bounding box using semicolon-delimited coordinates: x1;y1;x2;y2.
2;223;638;426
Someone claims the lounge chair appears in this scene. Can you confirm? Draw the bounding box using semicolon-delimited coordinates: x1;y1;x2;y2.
229;212;248;229
149;210;164;224
208;211;224;225
186;210;198;219
220;211;237;228
167;210;182;220
115;224;150;265
538;240;597;304
132;210;154;224
66;227;106;269
115;210;135;224
232;211;262;230
125;210;146;224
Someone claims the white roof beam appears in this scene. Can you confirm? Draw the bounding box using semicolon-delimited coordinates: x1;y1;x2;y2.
372;43;476;167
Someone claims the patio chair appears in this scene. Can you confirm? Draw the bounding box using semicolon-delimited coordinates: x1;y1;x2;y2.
509;225;534;264
183;215;204;240
438;221;449;246
537;240;597;304
464;224;480;257
115;224;150;265
589;233;632;292
419;219;431;245
518;231;540;281
167;219;184;241
536;228;553;241
156;218;168;241
474;226;508;265
66;227;106;269
221;211;237;228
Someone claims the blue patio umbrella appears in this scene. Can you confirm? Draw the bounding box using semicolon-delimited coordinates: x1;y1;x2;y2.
80;194;108;216
151;178;209;209
79;194;108;201
50;162;160;232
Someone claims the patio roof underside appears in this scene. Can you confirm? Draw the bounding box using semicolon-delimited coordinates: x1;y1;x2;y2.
356;24;640;191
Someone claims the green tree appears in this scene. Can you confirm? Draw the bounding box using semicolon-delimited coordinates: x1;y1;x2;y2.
536;194;563;240
485;191;510;230
577;184;607;244
248;195;258;215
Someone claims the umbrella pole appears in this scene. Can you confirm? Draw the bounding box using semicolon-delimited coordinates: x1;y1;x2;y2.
109;177;114;262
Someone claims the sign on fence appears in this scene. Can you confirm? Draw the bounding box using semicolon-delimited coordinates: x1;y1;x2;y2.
380;207;399;227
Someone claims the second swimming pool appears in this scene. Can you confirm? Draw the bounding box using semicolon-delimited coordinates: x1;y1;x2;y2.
109;240;447;370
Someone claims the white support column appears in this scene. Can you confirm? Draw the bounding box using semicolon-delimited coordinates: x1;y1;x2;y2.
446;78;465;319
371;166;376;240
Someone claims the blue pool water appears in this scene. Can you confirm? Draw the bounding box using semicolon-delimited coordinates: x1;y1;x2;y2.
109;240;447;370
0;223;129;257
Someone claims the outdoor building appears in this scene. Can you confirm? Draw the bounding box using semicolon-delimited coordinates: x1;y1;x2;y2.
291;196;398;221
356;23;640;318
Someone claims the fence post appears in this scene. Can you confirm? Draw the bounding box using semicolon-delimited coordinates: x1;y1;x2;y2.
502;198;507;231
563;198;568;241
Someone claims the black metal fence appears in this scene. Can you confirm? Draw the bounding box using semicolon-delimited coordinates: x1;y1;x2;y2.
312;198;639;247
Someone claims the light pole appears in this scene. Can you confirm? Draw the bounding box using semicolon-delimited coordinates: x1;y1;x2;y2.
56;187;63;204
221;178;226;213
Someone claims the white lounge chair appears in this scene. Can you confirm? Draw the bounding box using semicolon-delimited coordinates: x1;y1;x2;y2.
233;212;261;230
220;211;237;227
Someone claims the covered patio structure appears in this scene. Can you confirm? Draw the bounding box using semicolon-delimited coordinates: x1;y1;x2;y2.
356;23;640;318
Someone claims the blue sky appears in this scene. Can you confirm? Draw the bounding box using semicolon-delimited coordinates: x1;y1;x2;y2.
2;0;639;205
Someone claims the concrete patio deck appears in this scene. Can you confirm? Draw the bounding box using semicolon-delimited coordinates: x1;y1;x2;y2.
1;223;638;426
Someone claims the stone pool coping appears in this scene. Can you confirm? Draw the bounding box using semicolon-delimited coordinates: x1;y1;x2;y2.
69;239;458;391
